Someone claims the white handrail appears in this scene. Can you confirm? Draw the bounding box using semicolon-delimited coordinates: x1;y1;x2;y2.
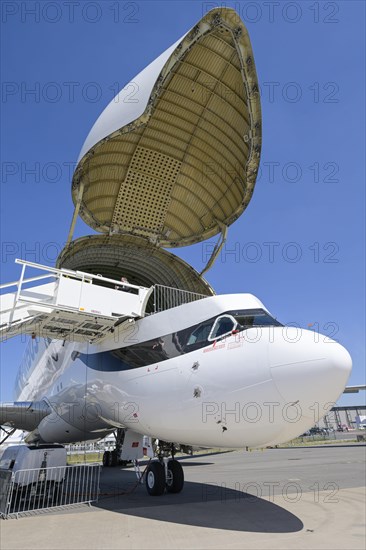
15;259;79;277
0;260;210;342
13;259;144;291
0;273;54;291
75;270;142;290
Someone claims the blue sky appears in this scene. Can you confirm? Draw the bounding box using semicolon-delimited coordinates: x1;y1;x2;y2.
1;1;365;405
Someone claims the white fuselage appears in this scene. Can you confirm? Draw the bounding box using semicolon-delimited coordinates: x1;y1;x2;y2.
16;294;352;448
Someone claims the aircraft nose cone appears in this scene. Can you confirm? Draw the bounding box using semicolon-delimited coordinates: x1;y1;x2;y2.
270;328;352;418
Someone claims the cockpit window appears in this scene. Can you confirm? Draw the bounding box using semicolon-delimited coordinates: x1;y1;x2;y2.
229;309;282;329
107;308;282;371
208;315;237;341
186;319;213;346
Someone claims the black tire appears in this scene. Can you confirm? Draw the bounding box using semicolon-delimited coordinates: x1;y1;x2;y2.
166;460;184;493
103;451;110;467
145;462;166;496
110;450;118;467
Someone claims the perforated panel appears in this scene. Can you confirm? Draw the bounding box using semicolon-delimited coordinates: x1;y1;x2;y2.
111;146;181;234
72;8;262;246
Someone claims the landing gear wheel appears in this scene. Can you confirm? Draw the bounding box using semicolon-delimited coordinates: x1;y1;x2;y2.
146;462;166;496
102;451;110;467
110;450;118;467
166;460;184;493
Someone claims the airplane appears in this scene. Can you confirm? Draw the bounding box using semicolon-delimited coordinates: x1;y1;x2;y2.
0;8;354;496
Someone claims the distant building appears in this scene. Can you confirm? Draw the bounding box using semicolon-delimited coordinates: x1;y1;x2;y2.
318;406;366;430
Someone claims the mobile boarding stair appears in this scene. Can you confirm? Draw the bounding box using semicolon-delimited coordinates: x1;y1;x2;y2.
0;259;153;343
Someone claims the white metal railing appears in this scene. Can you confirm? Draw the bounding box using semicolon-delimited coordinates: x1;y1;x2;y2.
152;284;208;313
0;258;144;295
0;260;209;336
0;463;100;518
0;259;154;331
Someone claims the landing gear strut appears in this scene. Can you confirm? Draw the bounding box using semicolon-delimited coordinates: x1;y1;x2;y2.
102;429;129;467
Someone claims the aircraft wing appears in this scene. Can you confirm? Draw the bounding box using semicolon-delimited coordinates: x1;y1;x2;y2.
0;401;50;432
343;385;366;393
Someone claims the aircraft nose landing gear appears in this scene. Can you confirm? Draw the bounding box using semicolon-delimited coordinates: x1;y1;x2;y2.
165;459;184;493
145;459;184;496
146;461;165;496
103;432;185;496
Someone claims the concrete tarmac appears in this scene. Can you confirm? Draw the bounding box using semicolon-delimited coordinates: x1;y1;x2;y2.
1;445;365;550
